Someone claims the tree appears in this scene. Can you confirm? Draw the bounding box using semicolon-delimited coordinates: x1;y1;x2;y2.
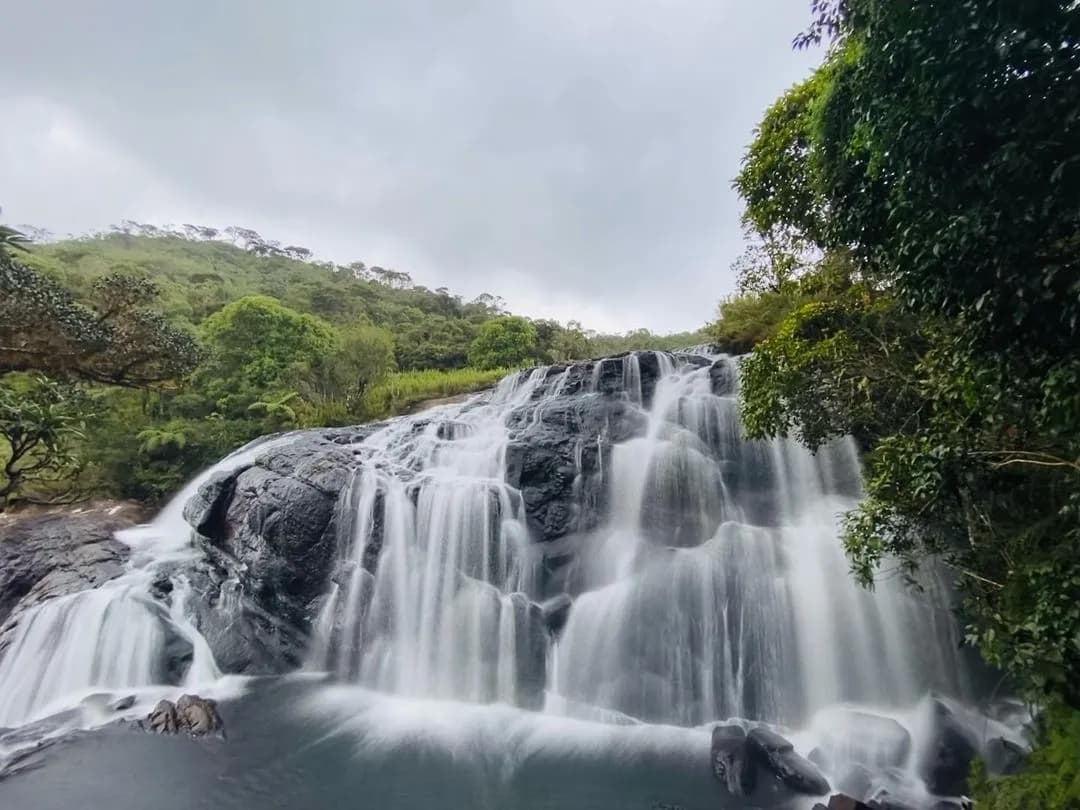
290;324;396;411
198;296;337;408
0;224;31;258
734;68;832;253
731;0;1080;708
467;316;537;370
0;375;88;507
0;254;200;387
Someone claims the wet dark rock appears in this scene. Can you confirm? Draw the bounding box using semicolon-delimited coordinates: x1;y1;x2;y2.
182;469;240;538
710;724;755;796
182;435;355;674
176;694;223;736
708;357;737;397
747;727;831;796
0;510;134;653
982;735;1026;775
108;695;136;712
917;699;978;796
540;593;573;635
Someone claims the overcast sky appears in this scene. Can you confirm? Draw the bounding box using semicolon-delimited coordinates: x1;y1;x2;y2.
0;1;819;333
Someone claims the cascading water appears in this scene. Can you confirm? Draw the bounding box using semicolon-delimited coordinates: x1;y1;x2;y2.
553;358;971;727
308;369;547;705
0;350;1004;808
0;435;290;728
302;351;970;729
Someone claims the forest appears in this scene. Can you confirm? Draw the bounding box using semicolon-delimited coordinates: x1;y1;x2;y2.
0;224;703;504
708;1;1080;805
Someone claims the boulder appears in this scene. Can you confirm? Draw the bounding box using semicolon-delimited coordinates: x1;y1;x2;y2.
145;695;222;737
748;727;831;797
917;699;979;796
815;709;913;769
710;724;756;796
175;694;223;736
181;433;357;674
108;695;136;712
147;699;178;735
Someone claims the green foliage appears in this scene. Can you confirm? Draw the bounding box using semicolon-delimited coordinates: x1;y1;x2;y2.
814;0;1080;350
292;323;396;411
728;0;1080;713
468;316;538;370
971;706;1080;809
198;295;337;405
360;367;512;421
0;375;89;507
708;291;800;355
0;225;31;257
735;69;831;251
0;252;200;387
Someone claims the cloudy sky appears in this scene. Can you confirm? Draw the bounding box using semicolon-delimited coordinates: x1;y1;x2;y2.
0;1;819;333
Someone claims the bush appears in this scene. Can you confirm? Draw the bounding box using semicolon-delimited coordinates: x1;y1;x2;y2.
971;706;1080;809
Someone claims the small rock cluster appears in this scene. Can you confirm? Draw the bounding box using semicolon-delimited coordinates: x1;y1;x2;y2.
144;694;223;737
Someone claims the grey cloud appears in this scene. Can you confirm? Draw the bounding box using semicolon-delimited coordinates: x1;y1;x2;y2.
0;0;820;332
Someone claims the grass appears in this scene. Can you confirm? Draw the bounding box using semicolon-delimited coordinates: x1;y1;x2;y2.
361;367;514;420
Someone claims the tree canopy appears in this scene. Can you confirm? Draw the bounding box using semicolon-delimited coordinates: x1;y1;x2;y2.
468;316;538;370
724;0;1080;716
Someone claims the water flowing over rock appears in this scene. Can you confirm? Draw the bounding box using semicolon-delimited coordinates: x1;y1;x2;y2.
0;350;1023;808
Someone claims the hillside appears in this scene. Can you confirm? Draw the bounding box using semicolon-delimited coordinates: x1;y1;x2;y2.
3;224;706;504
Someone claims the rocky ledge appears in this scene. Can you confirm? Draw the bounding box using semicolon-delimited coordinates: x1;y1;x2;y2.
0;507;139;654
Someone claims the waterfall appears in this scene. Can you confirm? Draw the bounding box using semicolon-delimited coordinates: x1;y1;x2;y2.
0;435;293;727
0;349;981;801
303;351;970;726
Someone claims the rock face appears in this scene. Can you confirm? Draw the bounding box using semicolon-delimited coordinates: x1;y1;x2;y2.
179;430;361;674
145;694;223;737
0;509;134;652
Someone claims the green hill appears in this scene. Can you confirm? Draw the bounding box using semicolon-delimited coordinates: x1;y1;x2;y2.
3;224;705;504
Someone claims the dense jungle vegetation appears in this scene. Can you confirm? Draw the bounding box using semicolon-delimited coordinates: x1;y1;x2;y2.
709;1;1080;804
0;224;703;504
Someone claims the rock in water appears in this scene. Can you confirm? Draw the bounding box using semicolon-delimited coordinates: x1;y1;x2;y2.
917;699;978;796
147;700;178;735
710;724;755;796
176;694;223;736
747;727;831;797
145;695;222;737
